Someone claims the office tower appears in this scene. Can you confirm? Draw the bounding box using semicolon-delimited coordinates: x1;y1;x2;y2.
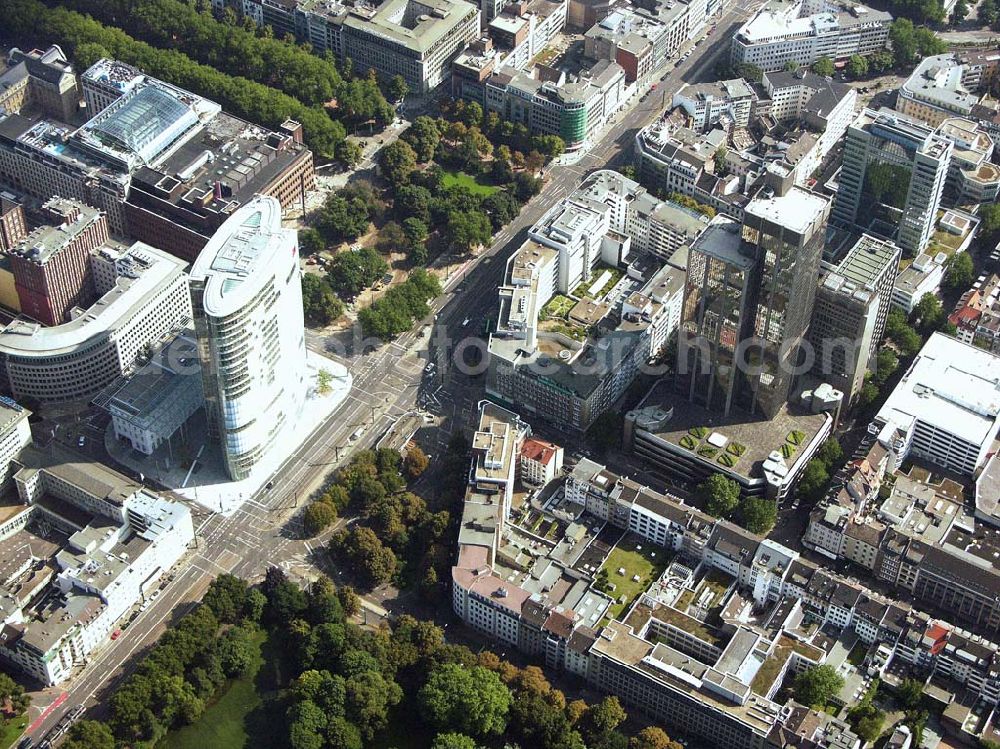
189;196;308;481
681;186;830;418
833;109;952;256
809;235;900;403
741;187;830;418
9;197;107;325
680;215;757;416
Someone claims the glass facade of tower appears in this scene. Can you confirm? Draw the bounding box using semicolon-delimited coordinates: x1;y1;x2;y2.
680;218;757;416
680;190;830;419
742;200;827;419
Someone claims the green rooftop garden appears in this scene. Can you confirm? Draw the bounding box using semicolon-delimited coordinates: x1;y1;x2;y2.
752;648;792;696
598;536;670;621
778;635;824;662
540;319;587;341
699;569;732;601
653;608;721;646
928;227;965;255
541;294;576;319
675;589;695;612
787;430;806;446
676;427;746;469
847;641;868;668
573;265;624;300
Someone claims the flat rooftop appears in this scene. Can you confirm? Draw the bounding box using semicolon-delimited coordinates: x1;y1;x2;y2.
835;233;899;288
630;379;829;483
592;618;782;733
14;442;145;509
0;242;185;356
343;0;477;53
9;199;103;265
688;215;755;269
127;107;309;235
0;396;28;433
76;80;209;168
902;53;979;114
106;335;201;419
744;187;829;236
188;196;292;317
875;332;1000;450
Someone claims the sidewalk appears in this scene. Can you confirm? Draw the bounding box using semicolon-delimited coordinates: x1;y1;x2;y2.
106;353;352;515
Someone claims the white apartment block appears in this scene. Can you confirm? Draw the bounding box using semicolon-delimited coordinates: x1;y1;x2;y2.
520;437;564;485
898;53;982;128
0;243;191;403
731;0;891;72
487;0;567;71
489;59;626;151
0;444;193;685
760;68;858;133
486;171;694;431
672;79;754;132
890;251;945;313
936;117;1000;205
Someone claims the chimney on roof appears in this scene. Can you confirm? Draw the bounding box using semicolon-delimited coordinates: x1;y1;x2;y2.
280;119;304;145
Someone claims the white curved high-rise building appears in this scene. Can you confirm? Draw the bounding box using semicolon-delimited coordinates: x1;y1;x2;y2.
189;196;307;481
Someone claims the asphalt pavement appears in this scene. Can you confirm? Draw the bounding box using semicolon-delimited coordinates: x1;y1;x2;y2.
21;3;762;742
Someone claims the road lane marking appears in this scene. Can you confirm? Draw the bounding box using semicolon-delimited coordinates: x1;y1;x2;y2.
27;691;67;734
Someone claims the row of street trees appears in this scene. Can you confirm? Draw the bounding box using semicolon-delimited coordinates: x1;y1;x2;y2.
1;0;348;158
96;567;689;749
696;474;778;534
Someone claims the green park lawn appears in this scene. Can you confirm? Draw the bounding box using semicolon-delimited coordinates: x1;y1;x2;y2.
158;631;284;749
440;168;498;196
0;713;29;749
599;535;669;621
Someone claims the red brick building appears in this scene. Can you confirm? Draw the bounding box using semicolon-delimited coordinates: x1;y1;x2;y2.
0;193;27;252
10;197;107;326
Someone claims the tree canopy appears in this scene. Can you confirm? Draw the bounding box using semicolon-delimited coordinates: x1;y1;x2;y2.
811;56;835;76
419;664;512;737
61;720;115;749
793;665;845;708
739;497;777;535
697;474;740;518
301;274;344;326
944;251;974;292
1;0;348;157
326;248;388;299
